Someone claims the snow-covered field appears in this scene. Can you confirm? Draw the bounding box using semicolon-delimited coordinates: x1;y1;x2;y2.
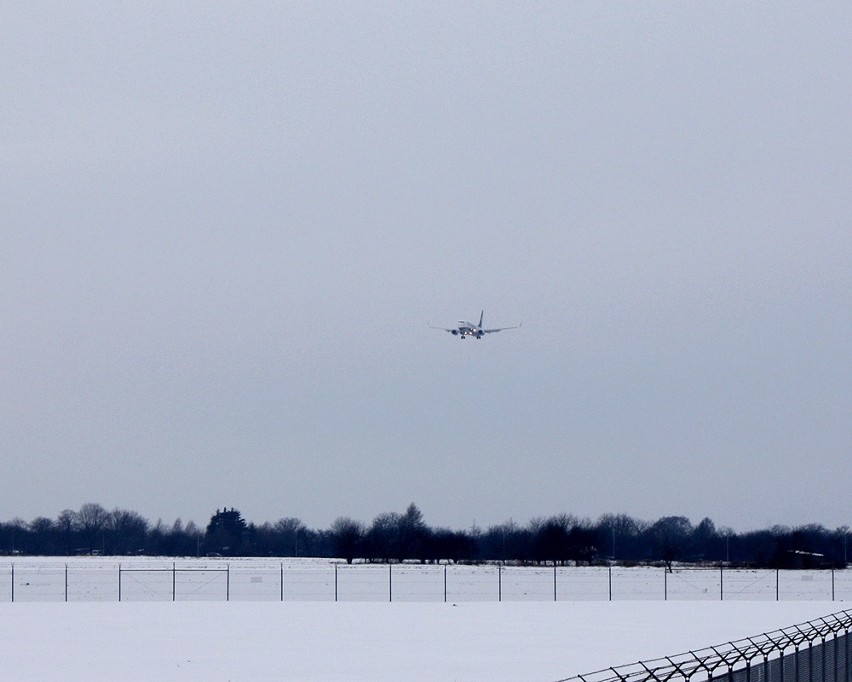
1;600;844;681
1;559;849;681
4;558;851;602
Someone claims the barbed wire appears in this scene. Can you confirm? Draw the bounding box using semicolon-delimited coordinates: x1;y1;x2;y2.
556;609;852;682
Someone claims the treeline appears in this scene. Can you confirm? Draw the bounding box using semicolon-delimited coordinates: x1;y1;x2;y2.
0;503;848;569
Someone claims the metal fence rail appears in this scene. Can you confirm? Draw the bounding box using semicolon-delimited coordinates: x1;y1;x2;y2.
557;610;852;682
3;563;852;603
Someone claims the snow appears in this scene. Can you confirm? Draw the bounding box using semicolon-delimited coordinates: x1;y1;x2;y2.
2;559;849;679
0;600;844;681
5;559;851;602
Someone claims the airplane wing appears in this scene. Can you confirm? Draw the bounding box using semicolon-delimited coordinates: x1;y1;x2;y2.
428;323;457;333
482;322;522;334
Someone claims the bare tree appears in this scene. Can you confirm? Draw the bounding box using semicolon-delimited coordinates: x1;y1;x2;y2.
274;517;307;556
55;509;78;555
366;512;402;562
109;508;149;555
330;517;365;564
646;516;693;568
74;503;111;553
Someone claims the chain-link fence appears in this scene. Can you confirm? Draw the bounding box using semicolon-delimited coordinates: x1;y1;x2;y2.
557;610;852;682
3;562;852;603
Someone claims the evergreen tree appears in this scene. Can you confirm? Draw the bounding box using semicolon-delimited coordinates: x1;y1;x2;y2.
205;507;248;556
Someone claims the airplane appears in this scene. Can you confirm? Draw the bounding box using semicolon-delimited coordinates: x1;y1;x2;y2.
429;311;521;339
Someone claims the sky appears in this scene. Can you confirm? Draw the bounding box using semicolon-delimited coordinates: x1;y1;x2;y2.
1;2;850;533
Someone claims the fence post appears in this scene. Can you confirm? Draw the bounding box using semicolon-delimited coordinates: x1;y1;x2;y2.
334;564;338;602
118;563;122;602
664;566;667;601
776;569;779;601
389;564;392;603
11;563;14;603
65;564;68;602
226;564;230;602
553;565;557;602
443;564;447;603
498;565;502;602
832;569;835;601
172;562;176;602
721;566;724;601
809;642;814;682
833;631;839;682
280;562;283;602
609;566;612;601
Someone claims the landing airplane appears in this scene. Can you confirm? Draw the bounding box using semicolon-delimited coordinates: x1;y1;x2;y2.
429;311;521;339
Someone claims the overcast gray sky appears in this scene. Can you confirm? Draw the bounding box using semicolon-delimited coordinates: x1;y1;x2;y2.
2;2;850;532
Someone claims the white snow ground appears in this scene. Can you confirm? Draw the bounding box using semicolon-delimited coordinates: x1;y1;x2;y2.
0;600;844;681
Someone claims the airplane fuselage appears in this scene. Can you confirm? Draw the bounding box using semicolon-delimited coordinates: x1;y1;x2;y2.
452;322;485;338
432;311;520;339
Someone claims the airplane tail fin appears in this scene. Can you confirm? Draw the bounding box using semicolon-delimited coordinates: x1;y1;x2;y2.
479;310;484;328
